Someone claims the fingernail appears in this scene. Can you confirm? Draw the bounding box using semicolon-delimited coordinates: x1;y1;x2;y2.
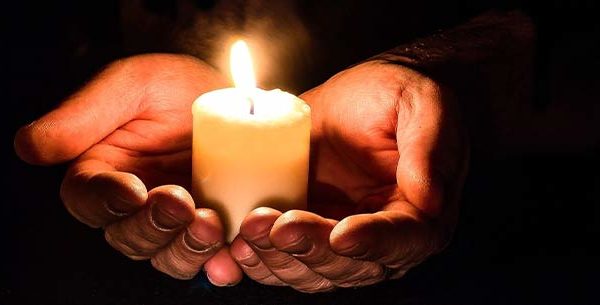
278;235;311;254
182;230;219;254
245;224;274;250
335;242;365;256
205;271;235;287
105;195;137;217
113;194;139;210
151;200;189;230
248;235;273;250
237;252;260;268
103;200;129;217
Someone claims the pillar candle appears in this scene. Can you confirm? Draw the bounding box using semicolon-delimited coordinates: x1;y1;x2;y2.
191;41;311;242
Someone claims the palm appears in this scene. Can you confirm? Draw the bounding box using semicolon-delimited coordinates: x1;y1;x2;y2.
74;56;228;190
303;63;405;219
303;61;464;220
81;99;193;189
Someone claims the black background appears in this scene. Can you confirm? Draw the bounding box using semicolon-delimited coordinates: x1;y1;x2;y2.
3;1;599;304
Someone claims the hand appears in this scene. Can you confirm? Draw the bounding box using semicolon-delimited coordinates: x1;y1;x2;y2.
229;61;469;292
14;54;242;286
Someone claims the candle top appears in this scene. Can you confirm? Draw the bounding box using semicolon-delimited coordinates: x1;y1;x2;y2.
193;40;310;126
193;87;310;126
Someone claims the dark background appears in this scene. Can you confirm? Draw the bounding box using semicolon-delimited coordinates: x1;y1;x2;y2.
3;1;599;304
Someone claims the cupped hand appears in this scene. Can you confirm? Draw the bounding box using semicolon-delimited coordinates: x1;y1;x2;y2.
230;61;469;292
14;54;242;286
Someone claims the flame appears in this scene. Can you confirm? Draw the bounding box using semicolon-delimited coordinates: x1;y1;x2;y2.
230;40;256;90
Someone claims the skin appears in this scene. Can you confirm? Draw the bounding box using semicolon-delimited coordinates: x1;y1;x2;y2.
15;54;242;286
14;54;468;291
231;61;469;291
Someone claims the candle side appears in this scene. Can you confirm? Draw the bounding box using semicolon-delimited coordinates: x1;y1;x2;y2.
192;88;310;242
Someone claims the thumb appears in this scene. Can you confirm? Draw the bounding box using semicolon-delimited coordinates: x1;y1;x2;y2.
395;78;467;219
330;206;440;280
14;58;147;165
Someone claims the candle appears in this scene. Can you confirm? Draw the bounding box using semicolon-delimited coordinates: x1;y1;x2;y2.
191;40;311;242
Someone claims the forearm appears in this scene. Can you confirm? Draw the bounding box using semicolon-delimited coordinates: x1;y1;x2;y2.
371;10;538;156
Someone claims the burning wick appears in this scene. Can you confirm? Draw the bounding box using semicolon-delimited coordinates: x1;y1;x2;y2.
248;97;255;115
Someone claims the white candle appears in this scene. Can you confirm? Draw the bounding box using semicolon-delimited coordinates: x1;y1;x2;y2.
191;40;311;242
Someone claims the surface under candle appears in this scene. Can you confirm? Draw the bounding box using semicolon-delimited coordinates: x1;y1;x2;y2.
192;87;311;242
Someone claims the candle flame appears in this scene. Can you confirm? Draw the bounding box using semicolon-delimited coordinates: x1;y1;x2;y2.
230;40;256;90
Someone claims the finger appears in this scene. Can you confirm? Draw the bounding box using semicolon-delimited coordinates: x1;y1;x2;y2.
14;59;146;165
240;207;334;293
230;236;286;286
395;77;467;218
270;210;385;287
104;185;195;259
330;207;439;278
204;247;244;287
151;208;225;280
60;159;147;228
14;55;228;166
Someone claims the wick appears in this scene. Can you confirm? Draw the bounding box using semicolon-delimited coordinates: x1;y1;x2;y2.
248;96;254;115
